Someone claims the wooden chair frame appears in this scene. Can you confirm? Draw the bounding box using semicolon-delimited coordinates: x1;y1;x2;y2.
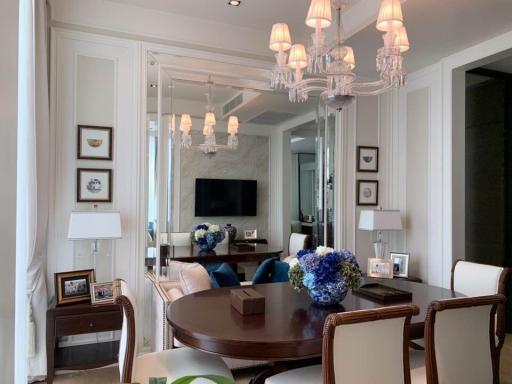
424;295;506;384
322;305;420;384
113;279;137;384
451;259;511;350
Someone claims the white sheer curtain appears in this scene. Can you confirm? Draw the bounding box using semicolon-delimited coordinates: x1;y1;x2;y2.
16;0;50;381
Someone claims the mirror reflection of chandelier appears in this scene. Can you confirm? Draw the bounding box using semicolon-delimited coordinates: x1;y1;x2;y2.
269;0;410;110
170;80;240;154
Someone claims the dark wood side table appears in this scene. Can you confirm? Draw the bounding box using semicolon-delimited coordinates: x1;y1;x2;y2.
46;301;122;384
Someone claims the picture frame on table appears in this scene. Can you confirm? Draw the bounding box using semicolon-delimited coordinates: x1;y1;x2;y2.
367;258;394;279
77;168;113;203
357;146;379;172
90;281;115;304
244;229;258;239
389;252;410;278
77;125;113;160
55;269;95;306
357;180;379;206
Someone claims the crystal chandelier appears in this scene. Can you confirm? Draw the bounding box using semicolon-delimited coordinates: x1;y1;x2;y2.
170;80;240;154
269;0;410;110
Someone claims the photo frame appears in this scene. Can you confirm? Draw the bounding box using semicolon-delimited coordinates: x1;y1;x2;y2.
77;168;113;203
244;229;258;239
367;258;394;279
90;281;115;304
55;269;95;306
389;252;410;278
77;125;113;160
357;146;379;172
357;180;379;206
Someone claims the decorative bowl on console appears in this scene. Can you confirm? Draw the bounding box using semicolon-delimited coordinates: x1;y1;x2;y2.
288;246;362;306
191;223;225;252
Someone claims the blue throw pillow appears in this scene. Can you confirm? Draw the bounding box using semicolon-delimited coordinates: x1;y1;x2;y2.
252;257;290;284
210;263;241;288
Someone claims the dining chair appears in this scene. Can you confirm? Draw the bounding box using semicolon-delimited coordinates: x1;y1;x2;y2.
113;279;234;384
410;295;506;384
169;232;192;247
283;233;310;263
266;304;420;384
452;259;510;350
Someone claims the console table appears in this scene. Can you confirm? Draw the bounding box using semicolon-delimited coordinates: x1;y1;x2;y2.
46;301;122;384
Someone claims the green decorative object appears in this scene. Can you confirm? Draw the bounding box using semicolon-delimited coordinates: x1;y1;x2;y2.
171;375;235;384
149;378;167;384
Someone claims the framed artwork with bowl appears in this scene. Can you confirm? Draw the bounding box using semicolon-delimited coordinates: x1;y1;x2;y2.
357;146;379;172
77;125;113;160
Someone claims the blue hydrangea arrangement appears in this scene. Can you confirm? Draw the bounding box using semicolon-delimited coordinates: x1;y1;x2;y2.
288;246;362;305
190;223;225;252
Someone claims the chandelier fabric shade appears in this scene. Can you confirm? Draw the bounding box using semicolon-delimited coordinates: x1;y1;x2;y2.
269;23;292;52
180;114;192;132
305;0;332;29
204;112;216;127
343;46;356;69
288;44;308;69
395;26;410;52
228;116;239;135
376;0;404;32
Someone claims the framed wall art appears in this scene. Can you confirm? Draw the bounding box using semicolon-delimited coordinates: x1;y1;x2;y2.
77;168;113;203
55;269;95;306
357;146;379;172
77;125;113;160
357;180;379;206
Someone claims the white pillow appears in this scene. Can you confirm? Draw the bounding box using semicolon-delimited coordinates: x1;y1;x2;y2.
167;261;200;282
179;265;212;294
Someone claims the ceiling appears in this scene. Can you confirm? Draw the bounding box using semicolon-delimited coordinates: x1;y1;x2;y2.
346;0;512;79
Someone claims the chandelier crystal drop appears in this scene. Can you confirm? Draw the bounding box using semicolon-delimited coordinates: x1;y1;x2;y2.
178;80;239;154
269;0;409;110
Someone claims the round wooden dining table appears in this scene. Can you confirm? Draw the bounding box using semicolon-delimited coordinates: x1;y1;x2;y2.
167;279;462;383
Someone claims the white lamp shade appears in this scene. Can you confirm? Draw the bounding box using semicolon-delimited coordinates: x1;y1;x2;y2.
68;211;122;240
358;210;403;231
288;44;308;69
395;26;410;52
376;0;403;32
305;0;332;29
228;116;239;134
204;112;216;127
343;46;356;69
269;23;292;52
180;114;192;132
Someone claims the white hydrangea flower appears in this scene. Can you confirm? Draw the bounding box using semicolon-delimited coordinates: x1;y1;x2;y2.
194;229;207;240
316;246;334;257
208;224;220;233
289;258;299;268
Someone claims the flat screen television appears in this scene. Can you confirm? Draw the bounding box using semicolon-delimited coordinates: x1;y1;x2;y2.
195;178;257;217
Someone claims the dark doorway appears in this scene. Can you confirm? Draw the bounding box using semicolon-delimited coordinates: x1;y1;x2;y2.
466;68;512;331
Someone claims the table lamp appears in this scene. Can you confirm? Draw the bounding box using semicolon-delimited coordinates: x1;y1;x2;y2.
358;209;402;259
67;210;122;270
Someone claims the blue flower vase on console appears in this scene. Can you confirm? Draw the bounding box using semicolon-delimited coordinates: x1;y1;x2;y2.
288;246;362;306
191;223;225;252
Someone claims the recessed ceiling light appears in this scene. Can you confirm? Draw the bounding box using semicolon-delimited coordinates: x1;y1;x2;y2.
149;83;157;88
291;137;305;143
228;0;241;6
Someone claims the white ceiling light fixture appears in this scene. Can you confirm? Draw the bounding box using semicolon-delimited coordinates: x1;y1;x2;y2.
179;79;240;155
269;0;410;110
228;0;241;6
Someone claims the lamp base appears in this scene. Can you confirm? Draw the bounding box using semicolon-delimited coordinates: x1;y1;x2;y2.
373;240;385;259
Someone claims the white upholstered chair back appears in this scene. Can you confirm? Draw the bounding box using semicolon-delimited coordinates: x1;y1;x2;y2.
288;233;309;257
323;305;419;384
170;232;192;247
424;295;504;384
114;279;139;383
452;260;510;349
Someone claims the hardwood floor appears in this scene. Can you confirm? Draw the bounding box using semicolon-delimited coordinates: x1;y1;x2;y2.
42;335;512;383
